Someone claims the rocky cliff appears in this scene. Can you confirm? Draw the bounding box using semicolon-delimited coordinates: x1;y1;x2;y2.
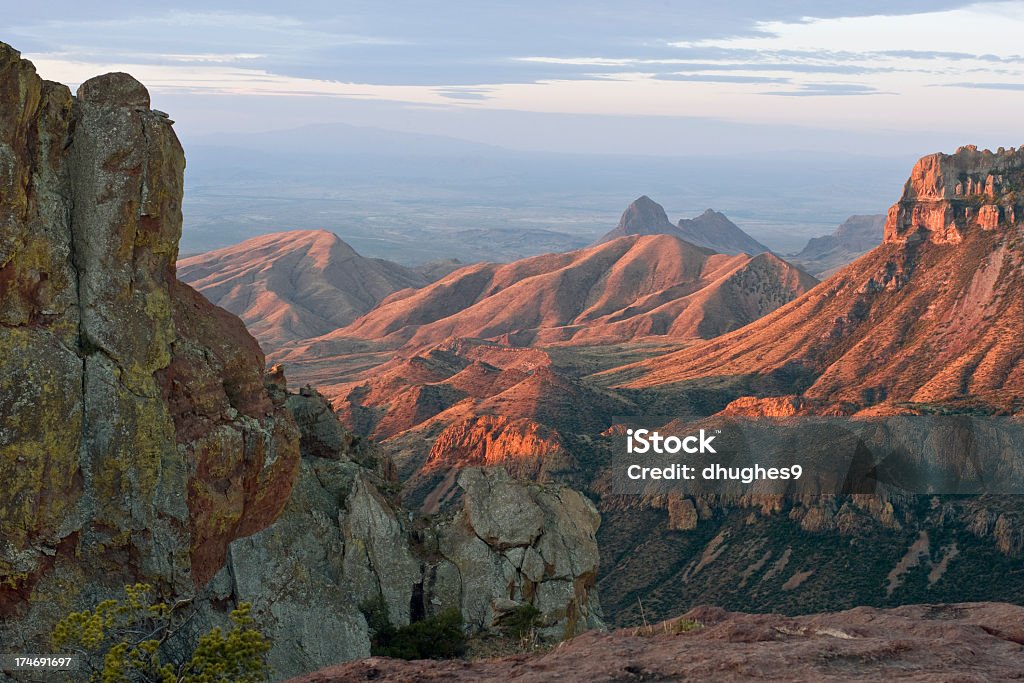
191;389;603;678
0;42;300;645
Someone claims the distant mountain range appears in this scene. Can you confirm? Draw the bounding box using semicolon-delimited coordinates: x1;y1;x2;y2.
790;214;886;277
595;195;772;255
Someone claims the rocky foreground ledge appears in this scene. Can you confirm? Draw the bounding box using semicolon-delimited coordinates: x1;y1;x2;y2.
288;602;1024;682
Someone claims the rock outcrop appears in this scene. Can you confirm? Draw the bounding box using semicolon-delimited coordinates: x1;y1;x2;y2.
436;468;603;639
0;42;299;646
290;602;1024;682
195;406;604;680
885;145;1024;244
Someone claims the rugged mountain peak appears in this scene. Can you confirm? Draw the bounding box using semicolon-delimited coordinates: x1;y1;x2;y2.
885;145;1024;244
617;194;675;232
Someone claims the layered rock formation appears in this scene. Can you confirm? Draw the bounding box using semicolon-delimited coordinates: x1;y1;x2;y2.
178;230;429;349
595;197;771;255
612;146;1024;414
790;214;885;277
0;43;300;645
299;233;813;351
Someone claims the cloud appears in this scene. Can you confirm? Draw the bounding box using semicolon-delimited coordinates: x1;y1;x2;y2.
653;73;789;84
763;83;893;97
435;87;493;101
937;81;1024;90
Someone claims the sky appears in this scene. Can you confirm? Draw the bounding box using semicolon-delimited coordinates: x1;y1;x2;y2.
6;1;1024;156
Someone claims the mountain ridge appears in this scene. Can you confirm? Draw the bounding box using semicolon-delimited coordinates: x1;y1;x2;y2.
609;146;1024;414
178;229;430;348
305;233;814;352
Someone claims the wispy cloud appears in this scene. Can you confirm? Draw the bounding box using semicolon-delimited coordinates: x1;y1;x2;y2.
653;74;789;84
12;1;1024;144
937;81;1024;90
765;83;893;97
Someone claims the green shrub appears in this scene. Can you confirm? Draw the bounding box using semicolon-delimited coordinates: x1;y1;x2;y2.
497;604;542;639
360;597;466;660
52;584;271;682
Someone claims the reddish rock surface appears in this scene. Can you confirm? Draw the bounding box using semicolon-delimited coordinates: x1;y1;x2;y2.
287;602;1024;682
318;233;813;349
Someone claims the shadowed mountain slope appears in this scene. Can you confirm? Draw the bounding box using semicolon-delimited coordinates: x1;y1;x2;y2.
791;214;886;277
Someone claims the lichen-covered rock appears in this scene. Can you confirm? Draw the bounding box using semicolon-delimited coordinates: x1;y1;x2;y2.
0;42;299;646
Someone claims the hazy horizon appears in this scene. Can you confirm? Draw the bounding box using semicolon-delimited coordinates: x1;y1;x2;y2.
8;1;1024;261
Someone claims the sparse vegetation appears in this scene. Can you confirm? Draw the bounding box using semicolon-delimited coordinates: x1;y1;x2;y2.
361;595;467;660
51;584;271;682
497;603;542;639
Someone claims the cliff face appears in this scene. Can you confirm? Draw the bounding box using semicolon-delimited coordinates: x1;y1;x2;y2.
885;145;1024;244
0;43;299;641
192;391;603;679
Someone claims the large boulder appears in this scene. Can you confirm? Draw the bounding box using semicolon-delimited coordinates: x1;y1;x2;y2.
436;468;603;639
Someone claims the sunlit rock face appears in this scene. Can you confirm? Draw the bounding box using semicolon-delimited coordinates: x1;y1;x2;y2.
884;145;1024;244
